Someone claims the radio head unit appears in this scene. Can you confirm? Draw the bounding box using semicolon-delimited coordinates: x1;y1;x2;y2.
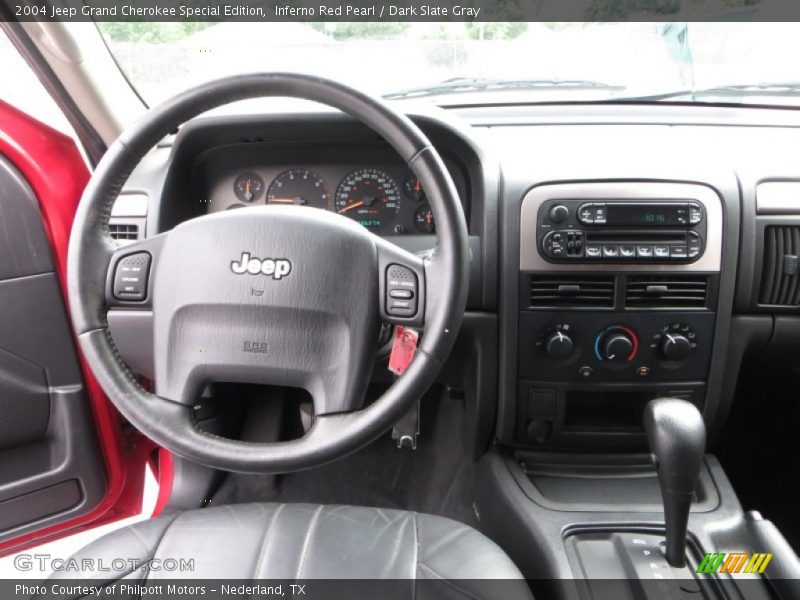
537;199;707;263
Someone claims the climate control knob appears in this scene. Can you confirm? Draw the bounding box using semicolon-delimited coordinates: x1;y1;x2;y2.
545;331;574;358
595;325;639;363
603;333;634;362
660;333;692;361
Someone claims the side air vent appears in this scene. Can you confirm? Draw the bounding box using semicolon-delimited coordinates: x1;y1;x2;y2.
625;275;709;308
109;223;140;242
529;275;615;308
759;226;800;307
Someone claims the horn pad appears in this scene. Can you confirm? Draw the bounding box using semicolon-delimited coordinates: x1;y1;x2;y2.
152;206;380;414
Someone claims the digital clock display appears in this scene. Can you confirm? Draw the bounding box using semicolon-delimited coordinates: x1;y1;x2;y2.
605;203;688;226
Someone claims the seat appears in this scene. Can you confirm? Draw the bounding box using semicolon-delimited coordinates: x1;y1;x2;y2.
51;503;532;598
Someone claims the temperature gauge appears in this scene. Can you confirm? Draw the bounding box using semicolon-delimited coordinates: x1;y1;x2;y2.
414;204;435;234
403;176;426;202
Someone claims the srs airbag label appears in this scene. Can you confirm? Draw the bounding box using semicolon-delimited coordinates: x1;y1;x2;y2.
230;253;292;279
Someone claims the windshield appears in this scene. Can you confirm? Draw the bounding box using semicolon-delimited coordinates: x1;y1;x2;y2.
98;22;800;108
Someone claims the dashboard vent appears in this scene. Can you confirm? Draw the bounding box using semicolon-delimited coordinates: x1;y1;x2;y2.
625;275;709;308
109;223;139;242
759;226;800;307
529;275;614;308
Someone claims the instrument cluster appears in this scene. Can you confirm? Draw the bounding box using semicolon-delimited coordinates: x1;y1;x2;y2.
209;164;446;235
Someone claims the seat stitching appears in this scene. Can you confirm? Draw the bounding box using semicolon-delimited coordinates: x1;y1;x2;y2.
295;505;324;579
253;503;286;578
66;515;180;592
142;512;186;589
417;563;483;600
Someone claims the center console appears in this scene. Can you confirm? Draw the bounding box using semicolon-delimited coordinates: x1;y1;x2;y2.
479;172;799;598
513;182;722;448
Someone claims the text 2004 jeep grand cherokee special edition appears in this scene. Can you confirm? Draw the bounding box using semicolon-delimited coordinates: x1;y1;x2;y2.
0;12;798;600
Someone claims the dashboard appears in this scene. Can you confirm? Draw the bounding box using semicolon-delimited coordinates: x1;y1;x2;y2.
108;104;800;457
198;149;468;237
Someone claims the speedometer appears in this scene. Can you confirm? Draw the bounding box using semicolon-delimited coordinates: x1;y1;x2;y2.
334;168;401;232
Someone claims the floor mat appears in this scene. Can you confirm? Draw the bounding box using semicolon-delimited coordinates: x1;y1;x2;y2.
713;371;800;551
212;391;481;528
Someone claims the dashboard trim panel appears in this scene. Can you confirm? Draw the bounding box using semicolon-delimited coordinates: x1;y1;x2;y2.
519;182;723;273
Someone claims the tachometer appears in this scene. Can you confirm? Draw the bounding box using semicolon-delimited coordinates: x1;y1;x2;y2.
234;172;264;203
267;169;332;210
335;168;401;232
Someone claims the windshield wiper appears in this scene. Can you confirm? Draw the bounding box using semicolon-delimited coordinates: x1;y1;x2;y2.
383;78;625;100
616;82;800;103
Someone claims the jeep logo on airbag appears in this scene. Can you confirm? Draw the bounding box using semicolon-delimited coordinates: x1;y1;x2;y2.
230;253;292;279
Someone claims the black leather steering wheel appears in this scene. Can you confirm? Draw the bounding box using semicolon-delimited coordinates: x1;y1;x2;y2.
67;73;469;474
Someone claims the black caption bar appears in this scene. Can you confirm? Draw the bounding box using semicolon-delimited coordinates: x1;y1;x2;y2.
4;0;800;22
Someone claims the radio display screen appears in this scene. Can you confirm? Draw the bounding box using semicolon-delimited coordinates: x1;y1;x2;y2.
605;203;688;226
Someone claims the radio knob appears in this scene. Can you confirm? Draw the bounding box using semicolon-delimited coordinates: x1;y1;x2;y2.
661;333;692;361
545;331;574;358
603;333;634;362
549;204;569;224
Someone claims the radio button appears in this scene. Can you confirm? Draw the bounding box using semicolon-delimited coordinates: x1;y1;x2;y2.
670;245;688;258
689;204;703;225
688;231;703;258
653;245;670;258
549;204;569;224
619;244;636;258
585;244;602;258
578;204;595;224
602;244;619;258
594;205;607;224
636;245;653;258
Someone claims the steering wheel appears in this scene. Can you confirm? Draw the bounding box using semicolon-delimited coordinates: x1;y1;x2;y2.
67;73;469;474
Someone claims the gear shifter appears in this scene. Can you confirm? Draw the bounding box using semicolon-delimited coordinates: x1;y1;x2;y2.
643;398;706;568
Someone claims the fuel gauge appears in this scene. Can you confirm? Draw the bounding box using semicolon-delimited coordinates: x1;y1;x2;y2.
234;172;264;203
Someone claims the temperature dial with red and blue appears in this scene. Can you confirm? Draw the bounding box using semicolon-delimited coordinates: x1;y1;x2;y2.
594;326;639;363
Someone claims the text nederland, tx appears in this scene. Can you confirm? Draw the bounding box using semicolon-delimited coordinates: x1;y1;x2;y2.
17;584;305;596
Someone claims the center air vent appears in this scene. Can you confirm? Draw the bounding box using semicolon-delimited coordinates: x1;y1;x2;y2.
625;275;709;308
759;226;800;307
529;275;614;308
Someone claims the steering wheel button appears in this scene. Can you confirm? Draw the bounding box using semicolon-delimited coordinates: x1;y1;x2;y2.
113;252;151;300
389;289;414;299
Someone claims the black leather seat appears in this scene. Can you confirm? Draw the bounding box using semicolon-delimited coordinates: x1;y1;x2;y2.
54;503;532;597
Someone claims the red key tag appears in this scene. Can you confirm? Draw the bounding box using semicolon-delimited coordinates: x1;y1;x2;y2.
388;326;419;376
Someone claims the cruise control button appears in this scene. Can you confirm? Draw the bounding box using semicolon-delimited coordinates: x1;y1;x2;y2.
636;245;653;258
113;252;151;301
653;245;670;258
602;244;619;258
389;289;414;299
386;264;418;317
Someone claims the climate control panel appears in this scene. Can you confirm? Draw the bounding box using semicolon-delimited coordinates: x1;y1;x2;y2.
521;312;712;383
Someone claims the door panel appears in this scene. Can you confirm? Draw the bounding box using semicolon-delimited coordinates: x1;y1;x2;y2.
0;153;107;543
0;99;149;555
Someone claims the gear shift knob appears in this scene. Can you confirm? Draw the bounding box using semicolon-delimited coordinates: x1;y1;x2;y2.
643;398;706;568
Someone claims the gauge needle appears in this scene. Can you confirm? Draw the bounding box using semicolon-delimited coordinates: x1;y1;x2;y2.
271;197;308;205
338;200;364;214
244;181;253;202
